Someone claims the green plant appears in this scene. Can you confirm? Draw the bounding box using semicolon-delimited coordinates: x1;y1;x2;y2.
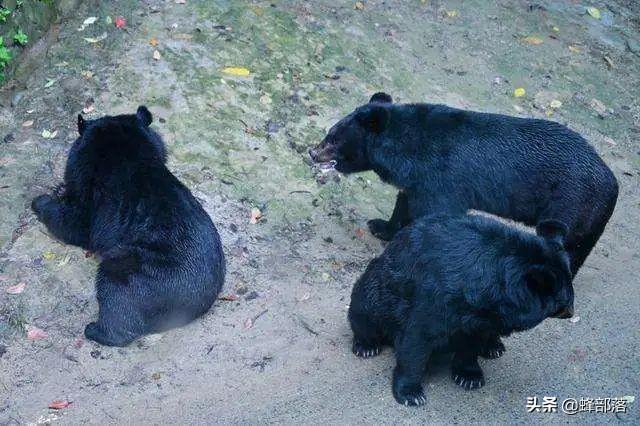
0;7;11;23
0;37;11;68
13;29;28;45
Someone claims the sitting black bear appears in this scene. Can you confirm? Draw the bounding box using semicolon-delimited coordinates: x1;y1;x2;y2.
32;107;225;346
348;213;574;406
310;93;618;275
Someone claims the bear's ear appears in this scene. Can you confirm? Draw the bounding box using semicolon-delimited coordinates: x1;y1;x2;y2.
369;92;393;104
536;219;568;249
524;264;556;297
356;105;390;134
77;114;86;135
136;106;153;127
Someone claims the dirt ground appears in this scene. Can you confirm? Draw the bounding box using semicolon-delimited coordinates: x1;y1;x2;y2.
0;0;639;424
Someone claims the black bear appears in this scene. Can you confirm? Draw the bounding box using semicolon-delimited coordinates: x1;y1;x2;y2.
32;107;225;346
348;213;574;406
310;93;618;275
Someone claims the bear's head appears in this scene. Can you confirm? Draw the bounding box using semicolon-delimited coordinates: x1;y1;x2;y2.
309;92;392;173
65;106;166;190
502;220;574;332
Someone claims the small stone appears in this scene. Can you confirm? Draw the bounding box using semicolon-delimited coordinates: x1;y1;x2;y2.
229;223;238;233
90;349;101;359
11;92;24;108
244;291;260;301
626;37;640;55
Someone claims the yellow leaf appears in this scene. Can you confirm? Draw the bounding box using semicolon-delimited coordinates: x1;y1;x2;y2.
552;26;560;33
354;1;364;10
221;67;250;77
586;6;601;19
43;251;56;261
149;37;158;47
445;10;458;18
523;36;544;45
513;88;526;98
568;45;581;53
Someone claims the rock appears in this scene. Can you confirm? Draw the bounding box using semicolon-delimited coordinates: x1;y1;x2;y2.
533;90;561;111
245;291;260;301
626;37;640;56
11;92;25;108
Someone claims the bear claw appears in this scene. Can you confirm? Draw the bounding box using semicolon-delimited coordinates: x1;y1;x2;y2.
352;342;382;358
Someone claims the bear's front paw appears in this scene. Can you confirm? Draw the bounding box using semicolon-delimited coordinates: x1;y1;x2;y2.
367;219;396;241
451;367;485;391
352;340;382;358
392;380;426;406
31;194;54;217
480;338;505;359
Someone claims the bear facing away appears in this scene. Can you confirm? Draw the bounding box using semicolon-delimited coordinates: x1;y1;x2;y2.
32;107;225;346
310;93;618;276
348;213;574;406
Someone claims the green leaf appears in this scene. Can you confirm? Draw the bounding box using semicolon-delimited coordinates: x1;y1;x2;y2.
13;30;28;46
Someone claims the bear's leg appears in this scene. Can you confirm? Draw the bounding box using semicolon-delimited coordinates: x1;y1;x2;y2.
451;337;485;390
392;325;431;406
31;195;89;248
84;271;146;347
349;310;384;358
479;336;505;359
368;191;409;241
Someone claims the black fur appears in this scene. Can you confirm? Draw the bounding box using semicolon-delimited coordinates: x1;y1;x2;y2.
32;107;225;346
348;214;574;406
310;94;618;275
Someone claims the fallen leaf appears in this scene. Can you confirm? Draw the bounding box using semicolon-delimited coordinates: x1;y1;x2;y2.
5;282;26;294
513;87;526;98
354;1;365;10
445;10;458;18
568;44;581;53
105;16;112;25
174;33;193;40
41;130;58;139
114;16;126;29
259;94;272;105
589;98;607;116
244;317;253;328
44;79;57;88
175;0;186;3
152;50;162;61
43;251;56;260
27;326;48;340
549;99;562;109
603;56;614;69
84;33;108;43
151;372;161;380
77;16;97;31
218;294;238;301
552;26;560;32
22;120;34;127
522;36;544;45
603;136;616;146
569;315;581;323
355;228;365;238
0;156;17;167
250;207;262;224
586;6;601;19
149;37;158;46
48;400;72;410
221;67;250;77
80;70;94;79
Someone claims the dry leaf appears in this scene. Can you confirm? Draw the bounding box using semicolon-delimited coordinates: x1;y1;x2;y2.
552;26;560;32
603;56;614;69
114;16;126;29
219;294;238;301
221;67;250;77
84;33;108;43
27;326;48;340
259;94;272;105
151;372;161;380
445;10;458;18
44;79;57;88
48;400;72;410
81;70;94;79
549;99;562;109
5;282;26;294
250;207;262;224
152;50;162;61
22;120;34;127
355;228;365;238
513;87;526;98
586;6;601;19
43;251;56;260
174;33;193;40
41;130;58;139
77;16;97;31
354;1;365;10
523;36;544;45
175;0;186;3
244;317;253;328
569;316;581;324
149;37;158;46
568;45;581;53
